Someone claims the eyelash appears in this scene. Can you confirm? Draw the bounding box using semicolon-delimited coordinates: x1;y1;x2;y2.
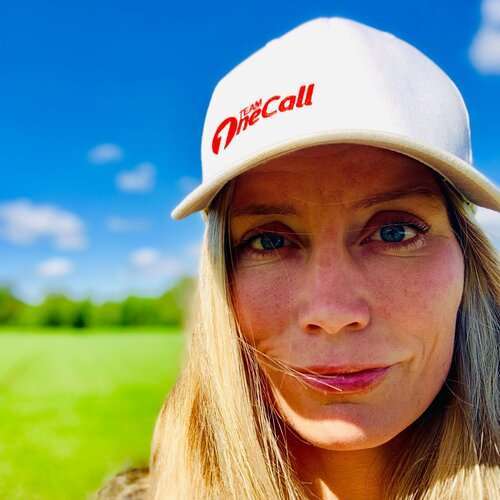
233;217;430;259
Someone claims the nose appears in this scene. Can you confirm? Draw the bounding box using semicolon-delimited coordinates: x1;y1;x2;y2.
297;246;371;336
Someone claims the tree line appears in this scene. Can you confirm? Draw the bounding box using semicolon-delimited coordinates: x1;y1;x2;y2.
0;276;196;330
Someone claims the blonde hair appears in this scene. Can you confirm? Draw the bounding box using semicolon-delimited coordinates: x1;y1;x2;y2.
149;172;499;499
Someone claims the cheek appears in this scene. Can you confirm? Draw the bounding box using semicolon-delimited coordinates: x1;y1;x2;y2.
372;238;464;326
231;263;297;346
371;238;464;399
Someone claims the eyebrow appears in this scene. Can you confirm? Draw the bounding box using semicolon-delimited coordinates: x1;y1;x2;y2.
230;186;442;217
231;202;298;217
351;185;442;209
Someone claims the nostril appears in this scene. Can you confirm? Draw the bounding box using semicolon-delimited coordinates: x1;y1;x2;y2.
302;316;369;336
297;282;371;335
304;324;322;334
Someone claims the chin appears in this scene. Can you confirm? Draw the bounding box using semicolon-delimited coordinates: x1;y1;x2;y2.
295;425;387;451
283;408;403;451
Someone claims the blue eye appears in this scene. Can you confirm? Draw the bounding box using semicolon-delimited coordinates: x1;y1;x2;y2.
380;225;406;243
378;224;413;243
232;222;299;261
250;232;286;250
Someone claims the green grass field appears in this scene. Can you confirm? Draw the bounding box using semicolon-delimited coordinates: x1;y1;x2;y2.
0;329;185;500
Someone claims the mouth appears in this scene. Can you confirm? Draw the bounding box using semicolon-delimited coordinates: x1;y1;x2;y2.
293;363;392;375
293;365;394;394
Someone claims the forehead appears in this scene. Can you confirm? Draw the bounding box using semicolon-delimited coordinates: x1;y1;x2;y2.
231;144;442;209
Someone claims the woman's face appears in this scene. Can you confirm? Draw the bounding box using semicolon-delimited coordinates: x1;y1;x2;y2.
229;144;464;451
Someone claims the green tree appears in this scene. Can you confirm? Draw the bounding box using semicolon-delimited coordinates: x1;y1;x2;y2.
157;276;197;326
92;301;121;327
36;293;77;327
71;299;93;329
0;286;26;325
119;296;160;326
3;274;196;330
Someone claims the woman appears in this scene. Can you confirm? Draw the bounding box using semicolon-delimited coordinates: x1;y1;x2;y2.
99;16;500;500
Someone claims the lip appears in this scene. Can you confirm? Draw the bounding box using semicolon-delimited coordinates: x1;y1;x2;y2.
294;363;392;375
294;365;394;394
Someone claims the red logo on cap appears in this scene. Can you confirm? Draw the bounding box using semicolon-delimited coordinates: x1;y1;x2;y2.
211;83;315;155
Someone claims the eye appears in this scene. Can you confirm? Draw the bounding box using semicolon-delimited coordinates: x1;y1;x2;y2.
240;231;294;253
373;224;418;243
232;225;299;261
247;232;288;250
361;213;430;252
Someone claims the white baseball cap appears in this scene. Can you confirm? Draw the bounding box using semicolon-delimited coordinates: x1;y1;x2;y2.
171;16;500;220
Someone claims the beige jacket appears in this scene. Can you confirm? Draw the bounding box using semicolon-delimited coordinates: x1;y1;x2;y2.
95;466;149;499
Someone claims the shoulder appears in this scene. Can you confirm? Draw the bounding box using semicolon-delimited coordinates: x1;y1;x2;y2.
95;466;149;499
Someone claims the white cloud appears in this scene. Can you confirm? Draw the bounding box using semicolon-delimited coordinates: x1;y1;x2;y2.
469;26;500;74
178;176;200;193
483;0;500;25
129;247;183;278
106;215;151;232
469;0;500;74
87;143;123;164
0;199;87;250
37;257;74;277
475;206;500;247
116;162;156;193
130;248;160;268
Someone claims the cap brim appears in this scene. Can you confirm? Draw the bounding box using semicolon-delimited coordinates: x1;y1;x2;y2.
171;129;500;220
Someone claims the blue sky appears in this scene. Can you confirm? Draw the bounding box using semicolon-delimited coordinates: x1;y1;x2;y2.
1;0;499;304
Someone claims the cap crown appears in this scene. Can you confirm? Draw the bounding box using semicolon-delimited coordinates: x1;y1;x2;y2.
201;17;471;184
